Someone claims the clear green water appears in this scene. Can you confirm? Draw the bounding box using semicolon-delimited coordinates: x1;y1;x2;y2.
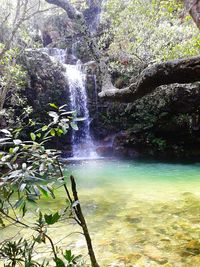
3;159;200;266
64;159;200;266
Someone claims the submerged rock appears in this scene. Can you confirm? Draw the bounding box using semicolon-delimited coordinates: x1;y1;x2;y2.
183;240;200;256
143;244;168;264
125;216;142;224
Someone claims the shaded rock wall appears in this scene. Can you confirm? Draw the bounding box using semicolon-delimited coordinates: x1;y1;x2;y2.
95;83;200;160
19;49;69;117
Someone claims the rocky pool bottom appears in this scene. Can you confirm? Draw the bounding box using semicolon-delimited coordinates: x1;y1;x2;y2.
2;159;200;267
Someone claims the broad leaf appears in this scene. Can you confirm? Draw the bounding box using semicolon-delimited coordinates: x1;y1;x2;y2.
30;133;36;141
49;103;58;109
54;258;65;267
44;212;61;225
70;122;78;131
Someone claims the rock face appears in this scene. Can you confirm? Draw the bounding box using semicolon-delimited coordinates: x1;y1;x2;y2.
93;82;200;160
19;49;68;110
18;49;76;152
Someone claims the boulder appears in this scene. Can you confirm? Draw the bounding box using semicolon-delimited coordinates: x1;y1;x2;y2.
19;49;69;117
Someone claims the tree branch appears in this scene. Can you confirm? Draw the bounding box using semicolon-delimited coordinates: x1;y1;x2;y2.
99;55;200;102
45;0;81;19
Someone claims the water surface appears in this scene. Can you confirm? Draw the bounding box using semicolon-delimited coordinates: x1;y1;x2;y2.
3;159;200;266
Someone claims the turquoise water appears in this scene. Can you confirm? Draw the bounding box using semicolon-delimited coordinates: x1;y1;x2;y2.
67;159;200;200
2;159;200;266
65;160;200;266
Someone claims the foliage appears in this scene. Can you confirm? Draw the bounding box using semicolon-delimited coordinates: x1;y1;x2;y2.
101;0;200;75
0;46;27;113
0;105;86;267
0;104;76;204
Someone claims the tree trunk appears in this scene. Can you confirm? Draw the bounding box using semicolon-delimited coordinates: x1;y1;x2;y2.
183;0;200;28
70;176;100;267
99;55;200;102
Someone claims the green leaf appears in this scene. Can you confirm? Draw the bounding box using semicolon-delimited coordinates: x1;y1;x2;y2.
22;163;27;170
36;133;41;138
49;103;58;109
64;250;73;262
74;117;85;122
42;125;48;131
13;139;22;145
19;183;26;192
0;129;11;136
0;217;5;227
21;202;27;217
30;132;36;141
70;122;78;131
54;258;65;267
56;128;64;137
39;185;49;197
14;197;24;209
39;185;55;198
50;129;55;136
44;212;61;225
9;147;14;154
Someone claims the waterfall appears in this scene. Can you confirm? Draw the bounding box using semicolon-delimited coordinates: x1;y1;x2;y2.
46;48;97;159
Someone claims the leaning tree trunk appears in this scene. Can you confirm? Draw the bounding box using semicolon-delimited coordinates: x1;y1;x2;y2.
183;0;200;28
99;55;200;102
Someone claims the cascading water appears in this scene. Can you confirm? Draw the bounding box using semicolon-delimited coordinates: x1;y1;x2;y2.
46;48;97;158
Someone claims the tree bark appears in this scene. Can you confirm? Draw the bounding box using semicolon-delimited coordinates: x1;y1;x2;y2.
45;0;81;19
184;0;200;28
70;176;100;267
99;55;200;102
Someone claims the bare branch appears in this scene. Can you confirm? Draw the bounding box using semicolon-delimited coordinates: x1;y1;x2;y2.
45;0;81;19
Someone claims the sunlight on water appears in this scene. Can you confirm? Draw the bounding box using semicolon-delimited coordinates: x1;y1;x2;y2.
2;159;200;266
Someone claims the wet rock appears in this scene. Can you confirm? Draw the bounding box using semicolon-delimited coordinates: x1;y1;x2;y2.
183;240;200;256
160;237;171;242
144;244;168;264
96;146;113;157
116;252;142;264
125;216;142;224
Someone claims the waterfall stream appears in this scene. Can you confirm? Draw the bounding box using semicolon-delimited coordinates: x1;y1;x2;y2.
46;48;97;159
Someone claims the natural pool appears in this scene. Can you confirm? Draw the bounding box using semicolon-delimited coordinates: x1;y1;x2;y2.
2;159;200;266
